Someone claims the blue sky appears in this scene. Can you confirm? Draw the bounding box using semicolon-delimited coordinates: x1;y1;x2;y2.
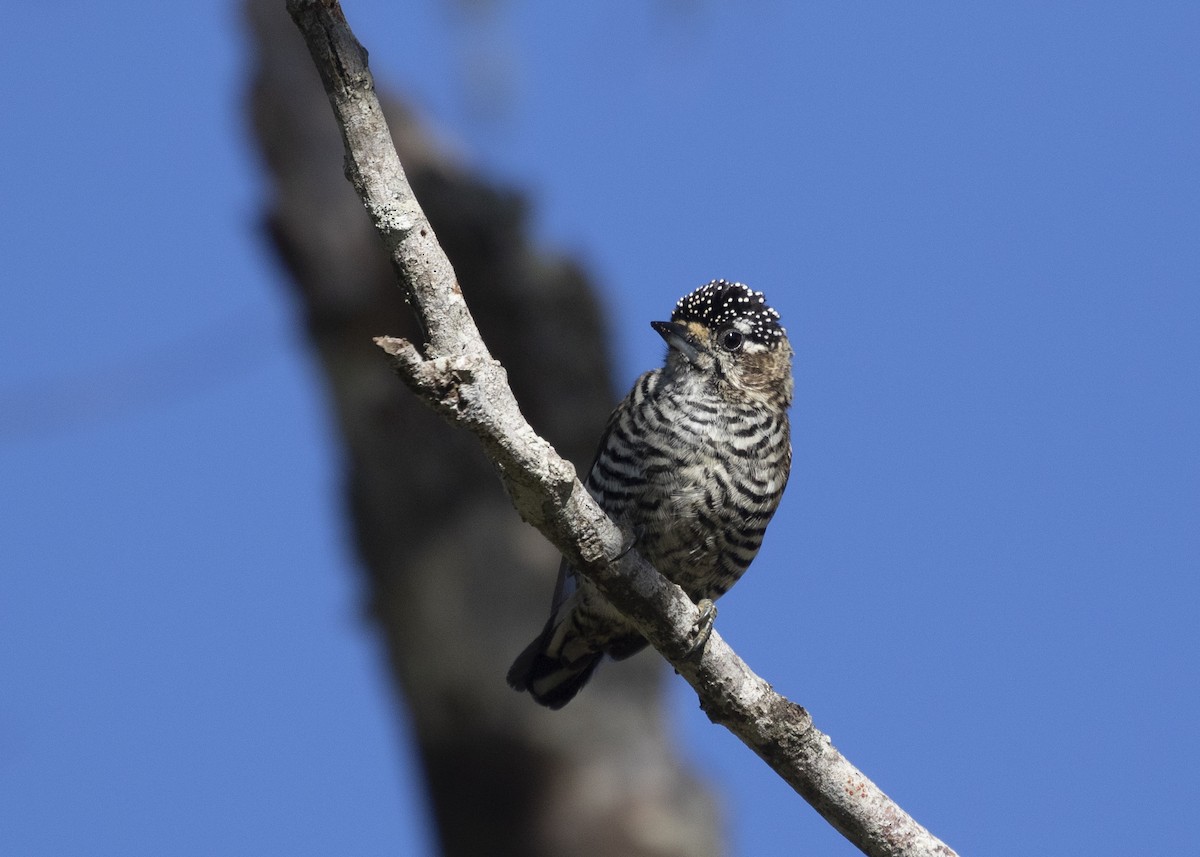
3;2;1197;855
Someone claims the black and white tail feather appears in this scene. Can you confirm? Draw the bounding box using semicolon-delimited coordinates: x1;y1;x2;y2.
506;560;605;709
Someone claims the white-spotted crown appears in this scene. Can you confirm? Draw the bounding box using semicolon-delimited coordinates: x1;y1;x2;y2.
671;279;786;347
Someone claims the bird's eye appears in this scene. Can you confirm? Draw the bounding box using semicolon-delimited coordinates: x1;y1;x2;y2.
718;329;744;352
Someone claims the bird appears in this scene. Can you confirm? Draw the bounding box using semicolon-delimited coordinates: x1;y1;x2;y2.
507;279;793;709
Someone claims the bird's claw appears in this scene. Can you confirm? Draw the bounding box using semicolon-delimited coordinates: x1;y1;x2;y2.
683;598;717;659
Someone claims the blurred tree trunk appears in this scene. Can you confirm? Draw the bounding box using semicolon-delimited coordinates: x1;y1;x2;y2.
243;2;722;855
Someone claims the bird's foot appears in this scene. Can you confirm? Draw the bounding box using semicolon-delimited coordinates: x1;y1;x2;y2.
683;599;717;659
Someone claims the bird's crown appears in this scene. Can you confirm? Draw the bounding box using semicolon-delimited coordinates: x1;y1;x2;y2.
671;280;786;347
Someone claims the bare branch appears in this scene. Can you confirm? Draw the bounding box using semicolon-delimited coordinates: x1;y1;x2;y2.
286;2;959;855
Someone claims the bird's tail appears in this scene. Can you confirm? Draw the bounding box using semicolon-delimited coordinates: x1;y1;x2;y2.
506;623;602;710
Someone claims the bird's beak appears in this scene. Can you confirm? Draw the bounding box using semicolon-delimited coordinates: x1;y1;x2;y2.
651;320;705;364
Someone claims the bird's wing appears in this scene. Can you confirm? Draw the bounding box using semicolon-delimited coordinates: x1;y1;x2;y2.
547;394;629;616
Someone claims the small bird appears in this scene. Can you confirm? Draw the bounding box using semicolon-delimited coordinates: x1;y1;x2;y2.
507;279;794;709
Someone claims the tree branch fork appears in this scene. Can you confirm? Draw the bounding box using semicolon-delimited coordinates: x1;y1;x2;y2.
288;1;958;855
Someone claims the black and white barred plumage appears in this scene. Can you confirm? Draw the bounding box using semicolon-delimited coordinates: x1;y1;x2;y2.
508;280;793;709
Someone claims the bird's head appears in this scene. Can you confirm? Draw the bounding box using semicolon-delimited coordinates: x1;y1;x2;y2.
652;280;793;408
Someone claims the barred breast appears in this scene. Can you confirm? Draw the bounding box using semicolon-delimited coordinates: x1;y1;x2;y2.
588;368;791;606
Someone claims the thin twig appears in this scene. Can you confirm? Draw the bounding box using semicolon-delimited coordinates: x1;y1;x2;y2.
286;2;958;854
